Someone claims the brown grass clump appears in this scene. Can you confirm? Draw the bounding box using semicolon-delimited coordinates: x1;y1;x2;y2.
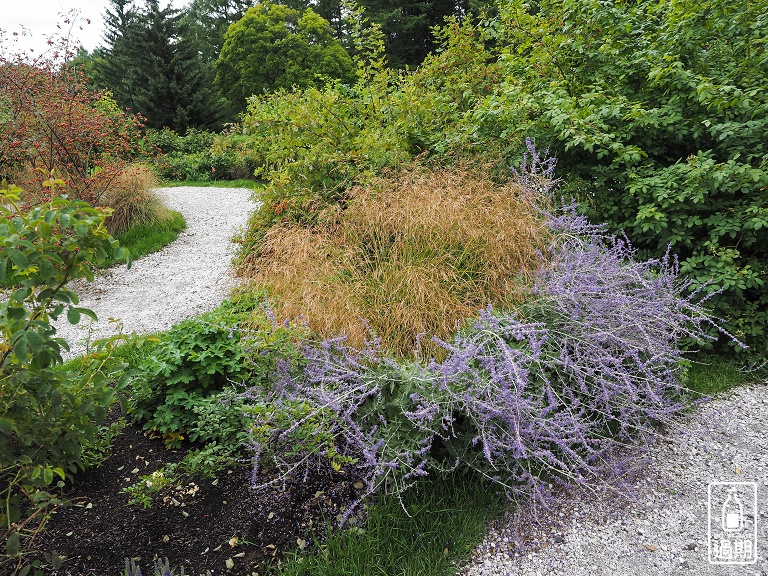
99;164;168;235
242;165;550;358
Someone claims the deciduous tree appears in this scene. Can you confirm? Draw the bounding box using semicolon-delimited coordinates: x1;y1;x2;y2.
215;2;357;111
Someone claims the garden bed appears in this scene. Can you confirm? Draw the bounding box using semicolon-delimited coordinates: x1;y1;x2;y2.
39;419;363;575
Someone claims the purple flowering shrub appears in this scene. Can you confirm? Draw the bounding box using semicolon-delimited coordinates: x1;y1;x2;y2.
241;333;444;521
425;205;735;499
240;145;737;516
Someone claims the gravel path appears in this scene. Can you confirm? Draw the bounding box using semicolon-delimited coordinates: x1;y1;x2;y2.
461;383;768;575
55;186;258;357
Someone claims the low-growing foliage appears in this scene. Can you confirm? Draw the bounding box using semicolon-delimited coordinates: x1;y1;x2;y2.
105;210;187;266
122;557;211;576
81;417;127;470
129;293;302;447
271;473;506;576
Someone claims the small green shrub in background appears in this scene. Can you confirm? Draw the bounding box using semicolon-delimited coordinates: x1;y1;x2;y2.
144;128;256;182
0;179;134;576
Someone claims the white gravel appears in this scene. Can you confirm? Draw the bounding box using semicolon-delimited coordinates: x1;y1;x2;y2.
461;383;768;575
54;186;258;357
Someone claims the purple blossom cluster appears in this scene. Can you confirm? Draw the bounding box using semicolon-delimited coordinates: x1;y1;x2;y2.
240;144;738;518
241;333;442;522
426;219;732;499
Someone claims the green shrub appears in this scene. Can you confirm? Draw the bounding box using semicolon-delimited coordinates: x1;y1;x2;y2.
128;293;302;446
144;128;255;182
0;179;133;576
478;0;768;355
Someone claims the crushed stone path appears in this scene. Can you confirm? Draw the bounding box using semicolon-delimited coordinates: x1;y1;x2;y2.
460;382;768;576
55;186;258;358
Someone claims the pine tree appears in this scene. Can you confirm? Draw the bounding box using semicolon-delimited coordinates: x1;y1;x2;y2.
358;0;468;68
96;0;223;131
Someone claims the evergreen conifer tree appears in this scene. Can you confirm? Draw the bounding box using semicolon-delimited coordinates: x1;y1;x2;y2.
97;0;223;131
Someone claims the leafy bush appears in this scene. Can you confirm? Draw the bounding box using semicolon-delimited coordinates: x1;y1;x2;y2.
129;293;301;446
478;0;768;354
0;55;143;207
229;16;504;255
144;128;255;182
0;180;133;575
214;1;357;110
241;161;733;519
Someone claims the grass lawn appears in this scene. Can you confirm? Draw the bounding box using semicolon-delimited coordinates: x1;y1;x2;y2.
272;473;507;576
160;179;263;191
102;210;187;267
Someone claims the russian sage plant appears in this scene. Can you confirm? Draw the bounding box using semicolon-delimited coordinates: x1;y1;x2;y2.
241;145;738;517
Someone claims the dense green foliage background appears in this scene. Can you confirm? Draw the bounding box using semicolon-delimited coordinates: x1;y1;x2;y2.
477;0;768;352
222;0;767;355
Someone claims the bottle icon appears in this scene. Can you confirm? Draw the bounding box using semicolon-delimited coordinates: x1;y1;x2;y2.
722;488;743;532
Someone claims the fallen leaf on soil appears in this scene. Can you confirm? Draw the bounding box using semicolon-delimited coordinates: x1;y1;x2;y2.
296;538;307;550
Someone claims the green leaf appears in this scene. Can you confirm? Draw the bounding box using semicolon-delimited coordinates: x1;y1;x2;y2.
0;257;6;282
9;249;28;269
0;417;15;434
67;308;81;325
77;307;98;322
25;330;44;353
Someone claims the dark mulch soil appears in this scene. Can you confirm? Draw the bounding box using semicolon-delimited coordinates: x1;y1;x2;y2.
37;422;363;576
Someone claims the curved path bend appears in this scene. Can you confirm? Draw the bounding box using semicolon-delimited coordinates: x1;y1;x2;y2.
461;382;768;576
55;186;258;358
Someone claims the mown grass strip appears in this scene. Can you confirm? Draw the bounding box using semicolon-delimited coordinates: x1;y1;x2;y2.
102;210;186;267
270;473;507;576
160;179;263;191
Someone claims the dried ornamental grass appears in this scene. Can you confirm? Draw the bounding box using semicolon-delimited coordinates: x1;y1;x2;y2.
100;164;168;235
243;165;549;357
241;144;740;525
